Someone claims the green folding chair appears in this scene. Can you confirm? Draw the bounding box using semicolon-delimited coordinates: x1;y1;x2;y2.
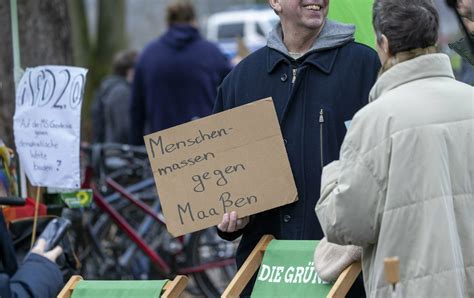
222;235;361;298
57;275;188;298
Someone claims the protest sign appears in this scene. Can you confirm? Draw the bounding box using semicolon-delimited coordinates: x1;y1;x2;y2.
13;66;87;188
251;240;332;297
145;98;297;236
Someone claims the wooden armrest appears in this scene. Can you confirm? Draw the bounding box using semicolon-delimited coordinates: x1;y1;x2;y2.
162;275;188;298
327;261;361;298
57;275;83;298
222;234;275;298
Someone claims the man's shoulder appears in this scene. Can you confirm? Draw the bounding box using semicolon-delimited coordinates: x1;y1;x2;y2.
339;41;378;59
189;39;231;64
142;38;161;53
99;76;126;93
217;47;272;108
136;38;161;64
220;47;269;87
195;38;221;50
241;46;270;63
228;47;270;75
332;41;380;75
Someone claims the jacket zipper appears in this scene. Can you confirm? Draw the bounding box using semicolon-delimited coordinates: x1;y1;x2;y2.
292;68;297;84
319;108;325;169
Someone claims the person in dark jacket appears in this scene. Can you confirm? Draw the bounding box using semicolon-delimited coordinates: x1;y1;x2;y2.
449;0;474;84
0;212;63;298
215;0;380;295
92;50;138;144
449;0;473;64
129;1;232;145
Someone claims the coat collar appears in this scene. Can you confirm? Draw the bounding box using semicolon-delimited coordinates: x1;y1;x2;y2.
267;47;339;75
369;53;455;102
266;20;353;74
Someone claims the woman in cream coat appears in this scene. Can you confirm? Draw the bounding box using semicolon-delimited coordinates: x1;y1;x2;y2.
315;0;474;296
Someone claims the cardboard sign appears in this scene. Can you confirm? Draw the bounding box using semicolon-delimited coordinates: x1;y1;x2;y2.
13;66;87;188
145;98;297;236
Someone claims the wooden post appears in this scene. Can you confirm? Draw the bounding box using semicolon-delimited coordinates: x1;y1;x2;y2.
9;0;28;197
384;257;400;291
30;186;41;248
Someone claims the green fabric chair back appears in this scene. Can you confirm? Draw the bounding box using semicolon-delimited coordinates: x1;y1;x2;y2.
251;240;333;297
71;280;168;298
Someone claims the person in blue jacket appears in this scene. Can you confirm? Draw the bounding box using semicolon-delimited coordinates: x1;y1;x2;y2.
129;1;232;145
215;0;380;295
0;212;63;298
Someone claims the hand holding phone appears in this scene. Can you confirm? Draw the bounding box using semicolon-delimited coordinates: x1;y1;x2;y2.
31;238;63;262
37;217;71;252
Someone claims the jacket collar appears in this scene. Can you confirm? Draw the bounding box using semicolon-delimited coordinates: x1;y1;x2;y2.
266;20;353;74
267;46;339;74
369;53;455;102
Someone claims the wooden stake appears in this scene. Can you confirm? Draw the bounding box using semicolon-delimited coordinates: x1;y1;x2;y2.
30;186;41;248
384;257;400;290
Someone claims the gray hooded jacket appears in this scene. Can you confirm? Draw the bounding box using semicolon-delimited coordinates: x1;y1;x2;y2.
267;20;356;58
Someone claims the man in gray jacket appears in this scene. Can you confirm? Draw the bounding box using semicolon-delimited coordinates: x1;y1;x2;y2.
92;50;137;144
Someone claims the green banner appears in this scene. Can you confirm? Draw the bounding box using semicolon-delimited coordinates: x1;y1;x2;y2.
59;189;93;208
328;0;376;49
71;280;168;298
251;240;333;297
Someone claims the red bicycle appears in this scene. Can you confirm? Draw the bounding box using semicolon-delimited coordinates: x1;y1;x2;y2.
71;143;238;296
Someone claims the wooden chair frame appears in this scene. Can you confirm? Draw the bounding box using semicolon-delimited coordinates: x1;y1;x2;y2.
222;235;361;298
57;275;188;298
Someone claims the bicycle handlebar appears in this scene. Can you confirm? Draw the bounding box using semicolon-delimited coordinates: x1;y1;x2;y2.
81;142;151;186
81;143;147;155
0;197;26;206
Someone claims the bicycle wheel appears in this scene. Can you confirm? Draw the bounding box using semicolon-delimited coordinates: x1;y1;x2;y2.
78;203;139;280
78;189;163;280
187;228;239;297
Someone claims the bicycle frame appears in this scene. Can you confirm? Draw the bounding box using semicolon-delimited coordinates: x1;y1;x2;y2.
91;177;235;277
92;185;172;274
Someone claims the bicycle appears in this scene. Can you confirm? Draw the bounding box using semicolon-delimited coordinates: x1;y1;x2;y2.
73;143;239;296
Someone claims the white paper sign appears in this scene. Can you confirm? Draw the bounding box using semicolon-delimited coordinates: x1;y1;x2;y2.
13;66;88;188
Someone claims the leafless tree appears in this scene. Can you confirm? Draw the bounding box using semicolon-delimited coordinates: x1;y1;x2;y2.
68;0;126;141
0;0;126;145
0;0;73;147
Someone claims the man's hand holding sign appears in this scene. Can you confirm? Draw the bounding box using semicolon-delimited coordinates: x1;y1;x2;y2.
218;211;249;233
144;98;297;236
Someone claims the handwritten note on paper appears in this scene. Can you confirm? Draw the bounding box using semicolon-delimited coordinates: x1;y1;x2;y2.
145;98;298;237
13;66;88;188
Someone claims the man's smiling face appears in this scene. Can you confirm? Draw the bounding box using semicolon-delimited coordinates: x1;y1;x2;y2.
276;0;330;32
